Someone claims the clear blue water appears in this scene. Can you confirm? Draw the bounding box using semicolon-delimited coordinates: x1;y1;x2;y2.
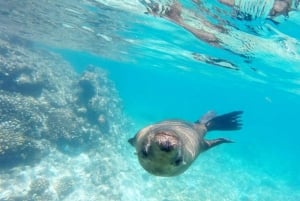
1;0;300;200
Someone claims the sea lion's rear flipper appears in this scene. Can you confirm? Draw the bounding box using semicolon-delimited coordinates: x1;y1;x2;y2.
205;111;243;131
205;138;234;150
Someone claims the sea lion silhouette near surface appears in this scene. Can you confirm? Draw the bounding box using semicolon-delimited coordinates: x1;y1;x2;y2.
128;111;243;177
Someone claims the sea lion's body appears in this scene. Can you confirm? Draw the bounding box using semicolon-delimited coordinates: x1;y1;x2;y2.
129;111;243;177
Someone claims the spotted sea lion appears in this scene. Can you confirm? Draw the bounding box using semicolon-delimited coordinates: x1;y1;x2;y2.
128;111;243;177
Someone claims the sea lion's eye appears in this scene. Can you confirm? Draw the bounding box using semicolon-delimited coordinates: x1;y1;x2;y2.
174;157;183;166
141;147;149;158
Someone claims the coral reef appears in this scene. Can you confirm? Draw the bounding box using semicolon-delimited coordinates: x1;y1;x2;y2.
0;34;123;167
22;177;54;201
54;176;75;200
0;127;46;167
29;177;50;195
76;66;121;131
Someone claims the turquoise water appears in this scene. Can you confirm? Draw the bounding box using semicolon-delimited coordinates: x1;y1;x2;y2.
1;0;300;200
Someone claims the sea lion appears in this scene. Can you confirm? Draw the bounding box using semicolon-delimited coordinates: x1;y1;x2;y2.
128;111;243;177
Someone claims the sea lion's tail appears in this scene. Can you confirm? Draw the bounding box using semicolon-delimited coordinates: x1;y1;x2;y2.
202;111;243;131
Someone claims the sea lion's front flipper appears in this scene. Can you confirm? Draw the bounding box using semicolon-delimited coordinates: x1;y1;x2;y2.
128;137;136;147
205;138;234;151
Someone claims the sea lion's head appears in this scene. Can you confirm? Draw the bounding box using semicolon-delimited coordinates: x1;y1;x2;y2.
136;129;186;177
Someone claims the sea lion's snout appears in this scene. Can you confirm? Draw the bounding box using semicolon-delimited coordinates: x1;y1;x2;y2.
154;131;179;152
159;139;173;152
